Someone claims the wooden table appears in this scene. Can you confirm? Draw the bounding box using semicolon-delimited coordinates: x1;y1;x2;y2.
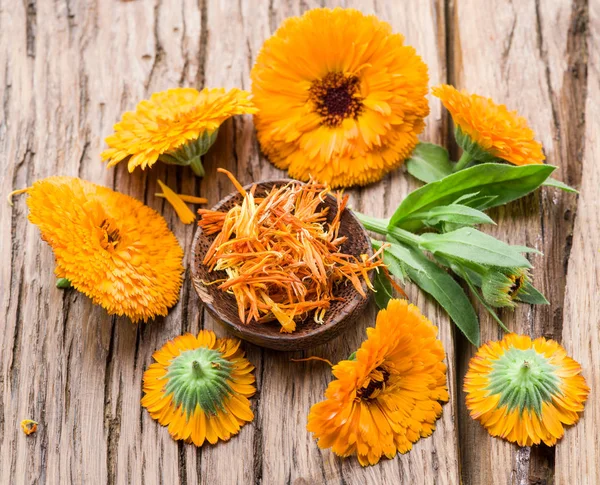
1;1;597;484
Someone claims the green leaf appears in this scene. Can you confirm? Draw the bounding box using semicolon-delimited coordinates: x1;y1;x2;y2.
419;228;533;268
384;239;480;346
373;269;394;309
515;281;549;305
405;143;453;183
382;247;407;284
542;177;579;194
389;163;556;231
511;245;543;255
460;195;499;209
407;204;496;228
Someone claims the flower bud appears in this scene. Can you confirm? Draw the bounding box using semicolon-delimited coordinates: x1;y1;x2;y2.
481;268;529;308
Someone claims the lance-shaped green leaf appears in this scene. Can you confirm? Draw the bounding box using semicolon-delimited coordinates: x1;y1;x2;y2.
373;239;480;346
389;163;555;231
514;281;549;305
382;249;407;284
406;203;496;228
405;142;453;183
373;269;394;309
542;177;579;193
419;228;533;268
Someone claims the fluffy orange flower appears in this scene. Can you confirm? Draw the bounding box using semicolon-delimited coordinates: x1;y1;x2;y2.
251;8;429;188
307;299;448;466
432;84;545;167
142;330;255;446
102;87;257;176
464;334;589;446
25;176;184;322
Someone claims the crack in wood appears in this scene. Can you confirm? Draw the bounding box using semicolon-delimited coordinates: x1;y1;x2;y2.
103;317;121;485
25;0;37;58
196;0;208;88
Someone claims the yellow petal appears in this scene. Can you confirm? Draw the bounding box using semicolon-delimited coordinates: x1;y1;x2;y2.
157;179;196;224
155;193;208;204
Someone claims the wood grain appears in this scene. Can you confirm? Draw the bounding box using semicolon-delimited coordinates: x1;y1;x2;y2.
555;1;599;483
0;0;595;484
450;0;591;483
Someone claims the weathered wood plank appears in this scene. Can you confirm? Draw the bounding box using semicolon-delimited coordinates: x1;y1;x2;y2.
555;1;598;482
450;0;589;484
0;0;595;484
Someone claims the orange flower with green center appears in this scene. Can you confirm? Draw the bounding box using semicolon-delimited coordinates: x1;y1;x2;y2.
102;87;257;176
251;8;429;188
432;84;545;170
464;334;589;446
24;176;184;322
307;299;448;466
142;331;255;446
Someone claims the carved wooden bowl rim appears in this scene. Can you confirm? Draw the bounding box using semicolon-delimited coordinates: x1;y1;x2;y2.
190;178;374;351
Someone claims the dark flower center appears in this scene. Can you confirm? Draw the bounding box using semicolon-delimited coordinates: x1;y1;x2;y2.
309;72;363;127
100;219;120;248
508;274;525;298
357;366;390;400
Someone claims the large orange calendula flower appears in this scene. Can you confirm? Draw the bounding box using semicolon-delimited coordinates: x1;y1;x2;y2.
142;330;255;446
251;8;429;188
464;334;589;446
102;88;257;176
25;176;184;322
307;299;448;466
432;84;545;169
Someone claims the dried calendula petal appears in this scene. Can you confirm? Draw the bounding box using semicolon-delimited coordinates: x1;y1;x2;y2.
157;180;196;224
198;169;385;332
155;193;208;204
21;419;38;436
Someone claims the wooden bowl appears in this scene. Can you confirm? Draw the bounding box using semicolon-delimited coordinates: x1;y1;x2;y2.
190;179;373;351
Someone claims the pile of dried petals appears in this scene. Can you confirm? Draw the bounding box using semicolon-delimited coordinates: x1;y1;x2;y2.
198;169;384;332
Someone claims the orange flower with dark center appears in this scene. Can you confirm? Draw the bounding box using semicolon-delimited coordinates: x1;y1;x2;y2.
251;8;429;188
307;299;448;466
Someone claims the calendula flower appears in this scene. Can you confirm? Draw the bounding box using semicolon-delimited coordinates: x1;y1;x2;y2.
464;334;589;446
142;330;255;446
24;176;184;322
307;299;448;466
102;87;257;176
432;84;545;170
481;267;530;309
251;8;429;188
21;419;38;436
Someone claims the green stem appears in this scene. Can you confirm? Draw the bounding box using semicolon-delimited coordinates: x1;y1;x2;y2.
453;151;473;172
192;360;204;378
189;156;205;177
354;212;421;246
